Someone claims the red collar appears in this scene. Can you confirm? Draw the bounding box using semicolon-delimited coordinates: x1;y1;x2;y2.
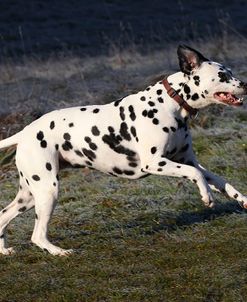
162;78;199;118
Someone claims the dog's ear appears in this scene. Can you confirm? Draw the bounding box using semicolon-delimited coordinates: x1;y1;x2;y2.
177;45;208;75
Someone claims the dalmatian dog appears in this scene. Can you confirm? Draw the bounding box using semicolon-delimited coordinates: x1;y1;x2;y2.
0;45;246;256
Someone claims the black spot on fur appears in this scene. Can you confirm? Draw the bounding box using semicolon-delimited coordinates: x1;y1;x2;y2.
218;72;231;83
55;144;59;150
114;98;123;107
124;170;135;176
163;127;169;133
37;131;44;141
184;84;190;94
41;140;47;148
35;214;38;219
113;167;123;174
234;193;238;199
147;110;154;119
151;147;157;154
82;148;96;161
157;168;163;172
93;108;100;113
69;123;74;127
102;133;136;157
158;161;166;166
32;175;40;181
85;160;92;166
129;105;136;121
152;118;159;125
56;174;59;181
158;97;164;103
62;141;73;151
140;96;146;101
130;126;137;137
157;89;162;95
191;93;199;101
18;198;23;204
119;106;125;121
142;110;148;117
120;122;131;141
19;206;27;212
63;133;71;140
46;162;52;171
129;162;138;167
50;121;55;129
92;126;100;136
148;101;155;107
89;143;97;150
170;127;176;132
26;179;29;185
80;107;87;111
20;171;23;177
75;150;84;157
84;136;91;143
108;126;114;133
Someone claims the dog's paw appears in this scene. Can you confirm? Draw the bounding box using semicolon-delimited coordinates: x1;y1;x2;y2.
0;247;15;255
202;192;215;208
56;248;74;257
240;196;247;209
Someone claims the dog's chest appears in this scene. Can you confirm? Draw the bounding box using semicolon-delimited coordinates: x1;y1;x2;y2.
162;118;190;159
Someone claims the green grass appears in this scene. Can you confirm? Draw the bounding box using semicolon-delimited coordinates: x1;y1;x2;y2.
0;114;247;301
0;36;247;301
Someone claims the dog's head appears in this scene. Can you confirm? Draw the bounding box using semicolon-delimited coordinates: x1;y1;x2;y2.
177;45;247;108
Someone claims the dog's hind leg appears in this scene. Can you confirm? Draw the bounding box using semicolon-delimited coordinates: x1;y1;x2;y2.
30;185;73;256
0;183;34;255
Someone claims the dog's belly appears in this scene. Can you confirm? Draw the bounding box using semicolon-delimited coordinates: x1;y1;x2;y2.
58;129;146;179
59;145;145;179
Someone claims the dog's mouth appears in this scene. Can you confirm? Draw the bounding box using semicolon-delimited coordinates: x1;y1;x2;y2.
214;92;244;106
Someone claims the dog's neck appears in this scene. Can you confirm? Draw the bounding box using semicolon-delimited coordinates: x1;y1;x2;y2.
166;72;209;117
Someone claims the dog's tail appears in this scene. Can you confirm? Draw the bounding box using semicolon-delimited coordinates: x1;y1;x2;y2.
0;131;22;149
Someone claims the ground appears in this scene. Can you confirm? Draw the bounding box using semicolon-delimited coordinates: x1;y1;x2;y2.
0;37;247;301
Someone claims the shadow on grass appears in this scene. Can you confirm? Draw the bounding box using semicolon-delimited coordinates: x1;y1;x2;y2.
175;201;244;228
121;201;245;235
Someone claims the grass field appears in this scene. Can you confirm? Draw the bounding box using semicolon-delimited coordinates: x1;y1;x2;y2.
0;37;247;301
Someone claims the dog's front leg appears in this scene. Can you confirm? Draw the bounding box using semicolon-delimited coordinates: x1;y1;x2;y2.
182;152;247;207
142;157;214;207
197;164;247;208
